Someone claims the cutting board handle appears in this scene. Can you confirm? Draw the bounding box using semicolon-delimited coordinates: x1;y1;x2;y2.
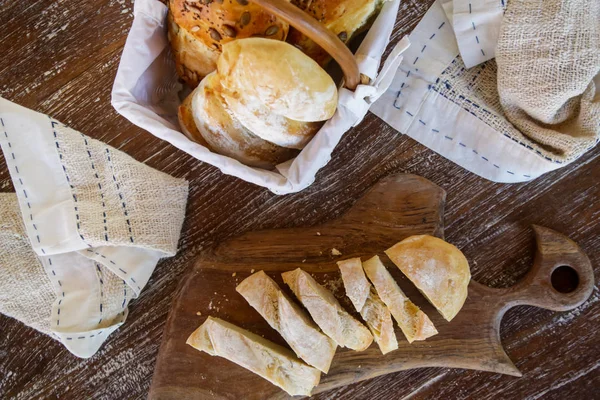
499;225;594;311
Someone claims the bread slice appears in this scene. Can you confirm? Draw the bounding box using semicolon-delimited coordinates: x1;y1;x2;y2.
236;271;337;372
282;268;373;351
177;89;209;147
187;317;321;397
189;72;298;168
362;256;438;343
385;235;470;321
338;258;398;354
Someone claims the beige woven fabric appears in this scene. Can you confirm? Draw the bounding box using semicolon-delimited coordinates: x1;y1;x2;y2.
0;194;54;334
0;119;188;350
0;195;132;336
496;0;600;162
57;124;188;255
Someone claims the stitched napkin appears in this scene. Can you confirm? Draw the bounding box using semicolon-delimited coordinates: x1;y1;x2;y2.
441;0;505;68
0;98;189;358
371;0;600;183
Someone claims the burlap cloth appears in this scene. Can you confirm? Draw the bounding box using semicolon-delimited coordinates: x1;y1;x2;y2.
496;0;600;162
437;0;600;164
372;0;599;181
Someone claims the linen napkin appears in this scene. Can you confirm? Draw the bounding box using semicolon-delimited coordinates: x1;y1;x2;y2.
0;97;189;358
371;0;600;183
441;0;505;68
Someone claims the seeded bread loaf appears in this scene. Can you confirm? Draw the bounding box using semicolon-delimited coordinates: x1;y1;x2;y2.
338;258;398;354
236;271;337;372
385;235;471;322
286;0;385;66
187;317;321;396
186;72;298;168
282;268;373;351
168;0;289;87
363;255;438;343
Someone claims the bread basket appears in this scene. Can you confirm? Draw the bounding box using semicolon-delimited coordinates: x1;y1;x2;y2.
112;0;409;194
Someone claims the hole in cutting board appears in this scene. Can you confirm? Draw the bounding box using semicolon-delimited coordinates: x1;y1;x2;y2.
551;265;579;293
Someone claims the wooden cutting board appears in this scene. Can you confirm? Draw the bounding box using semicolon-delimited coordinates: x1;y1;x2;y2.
149;174;594;400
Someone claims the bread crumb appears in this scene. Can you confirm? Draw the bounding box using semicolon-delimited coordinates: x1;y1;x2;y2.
331;248;342;256
232;272;236;277
323;276;343;294
250;269;255;273
302;259;306;263
358;365;361;368
316;232;321;236
196;311;202;316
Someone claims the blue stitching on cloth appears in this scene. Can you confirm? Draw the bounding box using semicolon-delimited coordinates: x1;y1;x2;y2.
65;331;104;340
96;263;104;324
403;112;533;178
130;277;140;292
47;257;64;326
81;133;109;242
105;148;134;243
2;118;47;254
468;4;486;60
50;119;93;246
86;249;123;270
429;82;564;165
394;20;449;106
122;281;127;309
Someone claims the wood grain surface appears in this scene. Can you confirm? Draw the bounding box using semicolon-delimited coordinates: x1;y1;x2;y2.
0;0;599;399
149;175;594;399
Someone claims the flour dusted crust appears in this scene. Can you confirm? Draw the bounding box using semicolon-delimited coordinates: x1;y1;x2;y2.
177;90;209;147
168;0;288;86
282;268;373;351
218;38;338;123
236;271;337;373
187;317;321;397
362;255;438;343
287;0;384;66
384;235;471;322
338;258;398;354
221;91;322;149
189;72;298;168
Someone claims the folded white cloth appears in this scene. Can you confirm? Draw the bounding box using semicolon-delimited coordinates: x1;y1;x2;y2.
371;0;600;182
441;0;505;68
0;98;189;358
111;0;409;194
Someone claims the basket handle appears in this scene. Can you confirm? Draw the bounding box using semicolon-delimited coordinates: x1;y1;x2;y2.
249;0;361;90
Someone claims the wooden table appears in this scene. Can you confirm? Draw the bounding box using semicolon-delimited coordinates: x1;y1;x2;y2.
0;0;598;399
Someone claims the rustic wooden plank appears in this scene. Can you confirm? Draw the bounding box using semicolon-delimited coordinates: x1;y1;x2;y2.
1;0;599;398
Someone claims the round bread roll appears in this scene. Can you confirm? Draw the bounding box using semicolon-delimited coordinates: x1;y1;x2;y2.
384;235;471;322
168;0;289;87
221;91;322;149
218;38;338;122
187;72;298;168
178;91;210;147
287;0;384;66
